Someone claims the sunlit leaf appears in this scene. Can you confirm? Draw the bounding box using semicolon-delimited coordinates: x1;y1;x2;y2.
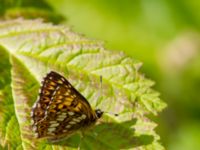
0;19;166;150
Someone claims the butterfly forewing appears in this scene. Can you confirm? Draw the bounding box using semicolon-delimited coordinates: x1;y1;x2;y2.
31;71;98;139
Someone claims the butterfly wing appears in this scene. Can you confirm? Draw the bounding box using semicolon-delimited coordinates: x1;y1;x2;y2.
31;71;97;138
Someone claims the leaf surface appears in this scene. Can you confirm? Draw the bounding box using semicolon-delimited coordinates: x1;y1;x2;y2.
0;19;166;150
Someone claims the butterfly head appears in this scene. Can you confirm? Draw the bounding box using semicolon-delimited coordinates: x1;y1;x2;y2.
95;109;104;118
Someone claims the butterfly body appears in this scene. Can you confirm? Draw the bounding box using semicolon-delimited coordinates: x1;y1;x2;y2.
31;71;103;139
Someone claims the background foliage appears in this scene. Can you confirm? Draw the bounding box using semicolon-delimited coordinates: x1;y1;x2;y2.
0;0;199;149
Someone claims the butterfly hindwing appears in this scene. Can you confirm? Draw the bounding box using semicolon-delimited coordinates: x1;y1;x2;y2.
31;73;58;124
31;71;98;138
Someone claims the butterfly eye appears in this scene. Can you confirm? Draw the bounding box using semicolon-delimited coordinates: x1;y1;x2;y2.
95;109;103;118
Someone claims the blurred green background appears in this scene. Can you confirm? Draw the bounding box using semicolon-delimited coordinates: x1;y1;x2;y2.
1;0;200;149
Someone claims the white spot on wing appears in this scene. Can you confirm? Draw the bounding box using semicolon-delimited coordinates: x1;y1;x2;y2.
50;123;59;128
49;121;57;124
32;102;37;109
56;111;62;115
68;111;74;116
59;113;67;118
73;118;81;122
57;117;65;121
81;114;86;119
61;77;65;82
69;121;76;124
65;125;71;128
48;127;56;132
62;112;67;115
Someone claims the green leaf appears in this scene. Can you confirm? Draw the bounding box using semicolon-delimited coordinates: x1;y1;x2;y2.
4;7;64;24
0;0;64;24
0;19;166;150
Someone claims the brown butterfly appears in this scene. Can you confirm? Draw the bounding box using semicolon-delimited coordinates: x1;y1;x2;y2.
31;71;103;140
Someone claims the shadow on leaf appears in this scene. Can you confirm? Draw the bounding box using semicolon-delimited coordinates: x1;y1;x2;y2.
51;119;154;149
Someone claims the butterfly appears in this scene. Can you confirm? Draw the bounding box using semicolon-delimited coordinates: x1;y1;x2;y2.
31;71;103;140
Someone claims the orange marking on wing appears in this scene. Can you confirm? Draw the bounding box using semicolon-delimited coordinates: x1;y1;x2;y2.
48;86;55;90
58;104;64;109
66;97;73;102
49;81;56;86
44;90;50;95
63;101;71;106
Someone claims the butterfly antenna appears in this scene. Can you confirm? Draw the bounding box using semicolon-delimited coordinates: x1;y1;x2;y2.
104;111;119;116
100;75;102;98
96;75;103;106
